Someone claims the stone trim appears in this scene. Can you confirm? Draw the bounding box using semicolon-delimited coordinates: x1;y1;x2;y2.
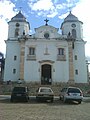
39;60;55;64
19;43;25;80
68;41;74;84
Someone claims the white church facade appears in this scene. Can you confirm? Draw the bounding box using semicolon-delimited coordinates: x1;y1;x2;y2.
4;11;88;84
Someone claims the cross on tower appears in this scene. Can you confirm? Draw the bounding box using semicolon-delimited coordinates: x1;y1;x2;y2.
19;7;22;12
44;18;49;26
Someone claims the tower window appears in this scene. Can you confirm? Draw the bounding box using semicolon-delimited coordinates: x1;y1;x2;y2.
72;29;76;38
15;28;19;37
71;24;76;28
16;23;20;27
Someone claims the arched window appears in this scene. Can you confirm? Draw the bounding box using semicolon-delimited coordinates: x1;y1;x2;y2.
72;29;76;38
15;28;19;37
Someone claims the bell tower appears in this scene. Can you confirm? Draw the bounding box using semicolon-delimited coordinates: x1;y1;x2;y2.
4;11;30;81
8;11;30;39
61;11;83;40
60;12;87;83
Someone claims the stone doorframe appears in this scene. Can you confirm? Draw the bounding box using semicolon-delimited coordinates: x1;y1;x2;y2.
39;60;54;85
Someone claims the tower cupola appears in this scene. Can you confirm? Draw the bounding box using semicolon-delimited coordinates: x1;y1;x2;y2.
11;11;26;22
8;11;30;39
61;12;83;40
64;11;78;22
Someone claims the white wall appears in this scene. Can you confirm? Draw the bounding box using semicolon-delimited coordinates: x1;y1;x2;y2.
54;61;69;82
74;41;87;83
4;41;20;81
24;39;69;82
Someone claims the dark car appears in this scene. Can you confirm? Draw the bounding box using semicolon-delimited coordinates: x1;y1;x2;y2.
59;87;83;104
36;87;54;102
10;86;29;102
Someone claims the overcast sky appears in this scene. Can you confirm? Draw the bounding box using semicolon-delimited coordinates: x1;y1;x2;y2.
0;0;90;62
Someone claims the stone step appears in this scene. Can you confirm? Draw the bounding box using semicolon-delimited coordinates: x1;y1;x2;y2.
0;82;90;96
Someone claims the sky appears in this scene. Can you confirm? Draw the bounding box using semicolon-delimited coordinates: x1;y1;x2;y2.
0;0;90;62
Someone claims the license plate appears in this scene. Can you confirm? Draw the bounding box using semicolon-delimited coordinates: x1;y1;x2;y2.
73;94;77;96
44;95;49;97
17;94;21;96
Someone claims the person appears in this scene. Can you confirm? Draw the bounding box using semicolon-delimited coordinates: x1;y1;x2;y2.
7;80;11;85
17;78;22;84
45;77;47;84
49;78;52;84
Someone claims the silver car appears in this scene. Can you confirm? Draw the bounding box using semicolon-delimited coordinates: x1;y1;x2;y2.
59;87;83;104
36;87;54;102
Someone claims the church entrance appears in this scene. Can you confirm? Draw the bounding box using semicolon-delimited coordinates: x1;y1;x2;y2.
41;64;52;85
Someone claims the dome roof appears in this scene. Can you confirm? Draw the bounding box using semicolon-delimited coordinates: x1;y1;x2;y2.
64;11;78;22
60;12;83;29
11;11;26;22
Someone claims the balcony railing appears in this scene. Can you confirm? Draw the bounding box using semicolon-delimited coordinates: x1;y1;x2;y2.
27;54;36;60
57;55;66;61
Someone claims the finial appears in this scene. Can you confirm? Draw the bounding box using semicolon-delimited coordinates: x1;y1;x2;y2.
44;18;49;26
69;10;72;14
19;7;22;13
68;2;72;14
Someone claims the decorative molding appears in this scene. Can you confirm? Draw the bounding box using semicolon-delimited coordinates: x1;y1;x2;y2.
57;55;66;61
26;54;36;60
39;60;54;64
44;45;50;55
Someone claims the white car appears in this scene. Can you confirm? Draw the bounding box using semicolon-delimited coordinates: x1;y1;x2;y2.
36;87;54;102
59;87;83;104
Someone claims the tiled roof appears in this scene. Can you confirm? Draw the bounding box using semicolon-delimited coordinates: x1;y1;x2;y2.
64;12;78;22
11;11;26;22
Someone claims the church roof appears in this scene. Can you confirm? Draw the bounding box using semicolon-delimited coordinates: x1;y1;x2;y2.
11;11;26;22
61;12;83;29
64;11;78;22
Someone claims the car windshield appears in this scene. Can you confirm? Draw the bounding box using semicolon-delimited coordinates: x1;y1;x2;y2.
40;88;52;92
13;87;26;92
68;88;81;93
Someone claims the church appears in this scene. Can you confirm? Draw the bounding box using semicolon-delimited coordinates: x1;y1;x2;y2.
4;11;88;84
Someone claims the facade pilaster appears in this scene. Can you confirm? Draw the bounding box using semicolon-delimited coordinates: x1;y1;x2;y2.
68;40;74;84
19;41;25;80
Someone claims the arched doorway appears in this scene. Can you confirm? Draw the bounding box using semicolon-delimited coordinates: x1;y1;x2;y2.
41;64;52;85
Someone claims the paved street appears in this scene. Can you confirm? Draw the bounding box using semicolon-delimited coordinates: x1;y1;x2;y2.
0;96;90;120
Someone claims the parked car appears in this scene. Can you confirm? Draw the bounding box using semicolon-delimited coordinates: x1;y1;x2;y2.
59;87;83;104
10;86;29;102
36;87;54;102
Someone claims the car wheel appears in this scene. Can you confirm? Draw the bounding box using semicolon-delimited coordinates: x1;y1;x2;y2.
25;97;29;102
10;98;13;102
63;96;67;103
51;98;53;103
78;101;82;104
36;97;39;102
60;96;62;100
60;96;64;101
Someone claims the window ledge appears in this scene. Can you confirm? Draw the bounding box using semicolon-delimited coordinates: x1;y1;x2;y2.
26;54;36;60
57;55;66;61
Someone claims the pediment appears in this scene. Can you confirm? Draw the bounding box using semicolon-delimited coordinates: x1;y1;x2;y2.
33;25;62;39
